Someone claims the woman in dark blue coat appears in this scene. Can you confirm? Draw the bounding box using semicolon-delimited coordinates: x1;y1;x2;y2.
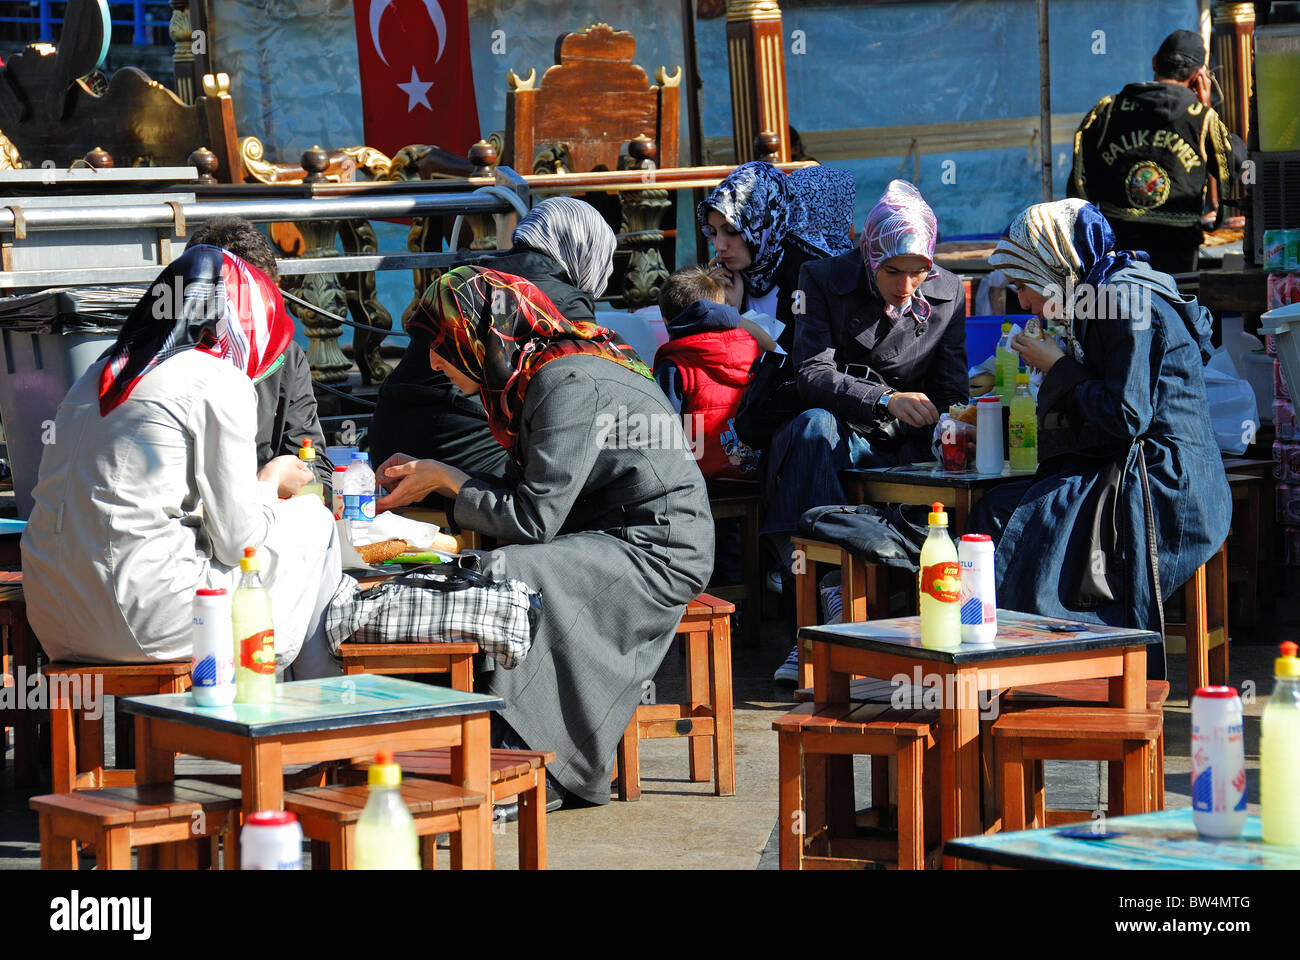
969;199;1231;677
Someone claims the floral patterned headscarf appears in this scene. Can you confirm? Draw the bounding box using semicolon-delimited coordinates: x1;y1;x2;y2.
409;266;651;454
697;161;817;296
860;180;939;326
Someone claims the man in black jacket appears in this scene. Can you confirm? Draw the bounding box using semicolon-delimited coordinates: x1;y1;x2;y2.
184;218;332;485
1068;29;1245;274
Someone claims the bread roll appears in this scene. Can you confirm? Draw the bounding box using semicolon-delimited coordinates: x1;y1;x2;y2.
355;539;408;564
430;532;461;553
949;403;978;425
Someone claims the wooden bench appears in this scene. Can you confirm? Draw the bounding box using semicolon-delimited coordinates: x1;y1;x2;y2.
1164;540;1229;698
30;779;241;869
789;537;888;695
774;702;939;870
338;641;479;691
286;778;486;870
1002;679;1171;814
0;575;37;784
1225;472;1264;628
705;479;762;647
615;593;735;801
350;747;553;869
993;706;1163;832
43;660;190;795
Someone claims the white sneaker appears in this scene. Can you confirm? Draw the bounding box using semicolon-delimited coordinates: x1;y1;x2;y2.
773;645;801;684
765;571;784;595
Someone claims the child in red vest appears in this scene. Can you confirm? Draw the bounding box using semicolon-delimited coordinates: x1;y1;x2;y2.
653;266;772;480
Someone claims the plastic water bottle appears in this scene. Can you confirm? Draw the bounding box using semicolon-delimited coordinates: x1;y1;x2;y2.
354;750;420;870
1008;371;1037;471
293;438;325;505
1262;642;1300;845
918;502;961;649
342;452;376;541
1191;686;1246;838
190;587;235;707
995;322;1018;404
232;547;276;704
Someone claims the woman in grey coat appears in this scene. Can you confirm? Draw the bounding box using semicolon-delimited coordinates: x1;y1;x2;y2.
376;265;715;805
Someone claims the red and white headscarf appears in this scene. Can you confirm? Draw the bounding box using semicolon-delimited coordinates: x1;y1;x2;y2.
98;245;294;416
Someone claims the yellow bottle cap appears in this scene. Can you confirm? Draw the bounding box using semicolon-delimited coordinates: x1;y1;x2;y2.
1001;322;1011;332
239;546;259;572
1277;642;1300;677
369;749;402;788
928;501;948;526
298;438;316;462
1016;372;1029;384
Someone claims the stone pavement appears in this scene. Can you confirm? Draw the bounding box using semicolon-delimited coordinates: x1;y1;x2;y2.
3;591;1296;870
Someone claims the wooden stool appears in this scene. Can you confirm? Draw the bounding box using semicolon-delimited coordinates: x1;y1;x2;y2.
706;479;762;647
790;537;887;694
30;779;241;869
1163;540;1229;697
349;747;554;869
774;702;939;869
1002;679;1171;812
43;660;190;794
0;575;38;784
615;593;735;800
338;641;478;690
993;706;1163;832
1225;472;1263;628
286;778;486;869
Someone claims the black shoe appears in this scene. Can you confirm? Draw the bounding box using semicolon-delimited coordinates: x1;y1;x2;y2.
493;778;565;823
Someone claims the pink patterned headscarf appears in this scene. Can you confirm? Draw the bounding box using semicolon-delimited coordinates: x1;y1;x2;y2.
860;180;938;272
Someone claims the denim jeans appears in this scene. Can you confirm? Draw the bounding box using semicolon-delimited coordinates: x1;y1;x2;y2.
761;408;905;573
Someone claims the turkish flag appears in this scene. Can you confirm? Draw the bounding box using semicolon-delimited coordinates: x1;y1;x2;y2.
352;0;481;161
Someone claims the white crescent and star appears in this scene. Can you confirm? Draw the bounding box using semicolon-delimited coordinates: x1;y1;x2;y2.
369;0;447;113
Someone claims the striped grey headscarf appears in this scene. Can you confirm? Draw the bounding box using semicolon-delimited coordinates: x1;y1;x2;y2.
512;197;617;299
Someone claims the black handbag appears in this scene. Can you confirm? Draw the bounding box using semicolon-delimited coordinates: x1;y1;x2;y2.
734;351;802;450
838;361;907;451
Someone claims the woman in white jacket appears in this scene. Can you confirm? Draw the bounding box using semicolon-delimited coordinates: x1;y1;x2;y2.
21;245;343;678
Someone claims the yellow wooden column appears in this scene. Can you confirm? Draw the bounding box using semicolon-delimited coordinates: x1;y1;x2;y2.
1211;1;1255;143
725;0;790;165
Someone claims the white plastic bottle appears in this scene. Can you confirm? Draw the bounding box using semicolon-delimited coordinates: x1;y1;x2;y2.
918;502;961;649
1191;686;1246;838
190;587;235;707
342;452;376;542
354;750;420;870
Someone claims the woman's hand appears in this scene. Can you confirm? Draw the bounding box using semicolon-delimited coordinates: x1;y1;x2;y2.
887;391;940;427
711;259;745;308
375;456;469;511
258;455;313;498
1010;331;1065;374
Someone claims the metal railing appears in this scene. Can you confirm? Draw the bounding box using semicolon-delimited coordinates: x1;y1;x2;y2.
0;0;172;47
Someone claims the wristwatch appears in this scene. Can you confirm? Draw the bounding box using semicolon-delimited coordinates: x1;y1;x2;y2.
876;389;895;413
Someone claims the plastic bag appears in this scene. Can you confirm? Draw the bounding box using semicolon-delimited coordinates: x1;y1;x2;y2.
1204;347;1260;455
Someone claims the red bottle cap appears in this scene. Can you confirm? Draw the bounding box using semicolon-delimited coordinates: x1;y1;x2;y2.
195;587;228;596
246;810;298;827
1194;686;1238;699
960;534;992;542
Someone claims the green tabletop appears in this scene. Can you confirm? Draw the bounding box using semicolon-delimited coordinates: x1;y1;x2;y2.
120;673;504;739
945;809;1300;869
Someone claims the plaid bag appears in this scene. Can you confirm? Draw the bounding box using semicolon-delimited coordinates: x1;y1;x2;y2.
324;560;541;669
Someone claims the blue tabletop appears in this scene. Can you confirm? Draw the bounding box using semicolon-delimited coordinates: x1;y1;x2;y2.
945;809;1300;870
799;609;1161;664
120;674;504;738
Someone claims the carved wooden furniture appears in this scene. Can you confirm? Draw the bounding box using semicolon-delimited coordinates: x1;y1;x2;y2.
501;22;682;310
725;1;790;164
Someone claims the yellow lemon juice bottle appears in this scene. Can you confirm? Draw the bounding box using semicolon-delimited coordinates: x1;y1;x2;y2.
294;438;325;505
354;751;420;870
233;547;276;703
918;502;961;648
1262;642;1300;844
1008;372;1037;471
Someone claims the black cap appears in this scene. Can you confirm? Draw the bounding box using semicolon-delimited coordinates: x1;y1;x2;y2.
1155;29;1206;72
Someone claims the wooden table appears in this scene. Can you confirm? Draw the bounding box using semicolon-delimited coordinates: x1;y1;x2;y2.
120;674;503;868
946;808;1296;869
842;462;1037;531
800;611;1161;869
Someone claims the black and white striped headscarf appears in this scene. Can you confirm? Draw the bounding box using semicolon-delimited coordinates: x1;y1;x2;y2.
512;197;617;299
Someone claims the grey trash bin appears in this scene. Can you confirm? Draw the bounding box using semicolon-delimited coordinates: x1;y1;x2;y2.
0;286;143;518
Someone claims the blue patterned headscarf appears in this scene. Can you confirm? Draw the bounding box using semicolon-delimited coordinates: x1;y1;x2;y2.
789;166;856;255
698;161;815;296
